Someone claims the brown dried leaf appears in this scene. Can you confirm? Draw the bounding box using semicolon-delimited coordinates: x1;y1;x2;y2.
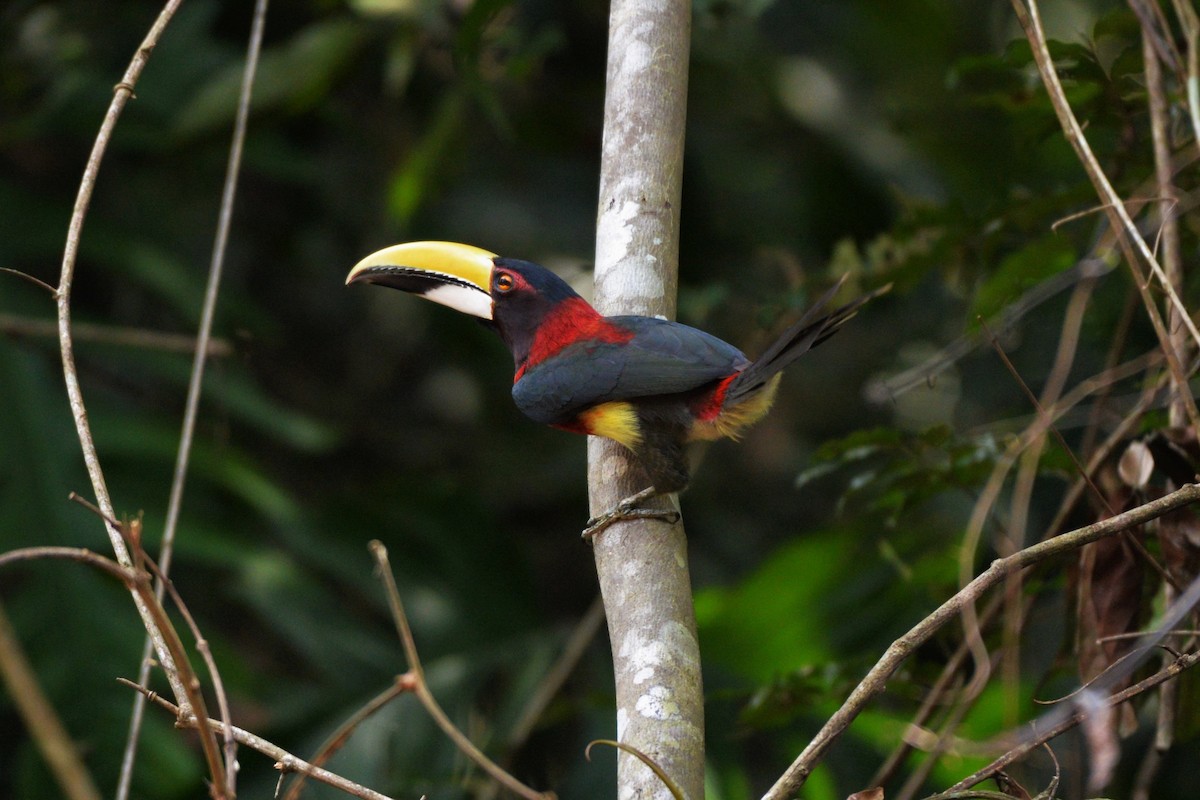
1117;440;1154;488
1092;459;1133;517
1076;533;1142;735
846;789;883;800
1077;535;1143;677
1159;507;1200;587
1147;428;1200;486
994;771;1033;799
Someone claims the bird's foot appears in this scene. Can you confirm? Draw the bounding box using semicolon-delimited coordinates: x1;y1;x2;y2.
581;487;680;541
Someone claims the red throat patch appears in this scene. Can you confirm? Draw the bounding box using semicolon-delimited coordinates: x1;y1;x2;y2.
516;298;635;381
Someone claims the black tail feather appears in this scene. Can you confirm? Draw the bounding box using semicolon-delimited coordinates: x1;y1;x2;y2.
725;277;890;405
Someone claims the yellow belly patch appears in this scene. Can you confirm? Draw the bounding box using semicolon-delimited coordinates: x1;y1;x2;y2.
580;401;643;449
689;374;781;442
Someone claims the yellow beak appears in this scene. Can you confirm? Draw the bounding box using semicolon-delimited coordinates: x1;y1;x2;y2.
346;241;499;320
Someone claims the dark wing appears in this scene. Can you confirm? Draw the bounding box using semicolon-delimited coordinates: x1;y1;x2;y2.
511;315;748;425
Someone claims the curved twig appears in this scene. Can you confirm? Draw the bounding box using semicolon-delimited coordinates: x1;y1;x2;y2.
0;545;131;583
0;602;102;800
119;2;270;797
761;483;1200;800
281;676;415;800
119;680;400;800
935;648;1200;795
53;0;191;718
1011;0;1200;433
586;740;685;800
0;314;233;356
0;268;58;296
64;497;229;796
369;541;556;800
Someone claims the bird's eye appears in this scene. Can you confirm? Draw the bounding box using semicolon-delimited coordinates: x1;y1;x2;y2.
495;272;516;293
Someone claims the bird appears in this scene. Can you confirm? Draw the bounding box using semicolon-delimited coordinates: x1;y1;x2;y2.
346;241;888;538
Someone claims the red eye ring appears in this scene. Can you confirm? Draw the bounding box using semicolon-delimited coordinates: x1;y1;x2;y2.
495;272;516;293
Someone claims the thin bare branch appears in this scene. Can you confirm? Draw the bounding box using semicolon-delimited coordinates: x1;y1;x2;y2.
53;0;192;724
0;601;102;800
118;544;228;796
923;792;1032;800
0;544;131;582
57;0;181;567
1099;629;1200;642
370;542;423;678
1010;0;1200;432
0;537;227;795
119;680;401;800
120;2;269;796
139;554;239;800
935;648;1200;795
761;483;1200;799
369;541;555;800
283;676;415;800
0;268;59;296
1143;24;1189;428
0;313;233;356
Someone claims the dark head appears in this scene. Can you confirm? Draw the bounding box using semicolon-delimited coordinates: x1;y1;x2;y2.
346;241;588;363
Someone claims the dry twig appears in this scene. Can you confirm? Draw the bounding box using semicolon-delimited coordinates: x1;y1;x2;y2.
479;595;606;800
761;483;1200;799
0;534;227;796
281;677;414;800
119;1;269;796
0;313;233;356
0;601;102;800
121;680;401;800
369;541;556;800
935;648;1200;794
54;0;191;716
1010;0;1200;432
870;593;1005;791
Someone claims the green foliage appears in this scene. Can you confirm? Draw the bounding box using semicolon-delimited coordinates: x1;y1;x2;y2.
175;18;368;138
797;426;1002;525
971;235;1078;322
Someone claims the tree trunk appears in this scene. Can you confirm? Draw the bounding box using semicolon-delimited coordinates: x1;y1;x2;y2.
588;1;703;799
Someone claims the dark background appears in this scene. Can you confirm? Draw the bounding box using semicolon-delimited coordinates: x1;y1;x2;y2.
3;1;1198;798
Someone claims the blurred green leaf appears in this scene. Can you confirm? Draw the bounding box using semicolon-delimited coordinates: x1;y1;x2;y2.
175;18;367;139
971;235;1077;322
